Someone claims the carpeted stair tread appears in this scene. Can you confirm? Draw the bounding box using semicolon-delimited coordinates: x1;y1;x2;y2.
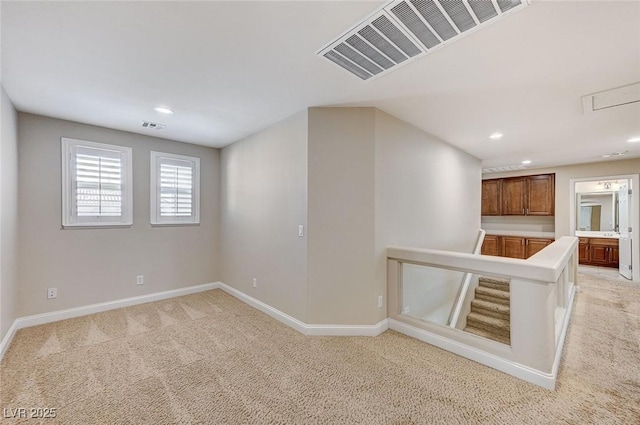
467;312;510;337
464;325;511;345
478;276;510;292
475;286;510;305
471;299;510;319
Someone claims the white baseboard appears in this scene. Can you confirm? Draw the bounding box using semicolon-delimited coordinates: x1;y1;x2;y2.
1;281;389;363
216;282;388;337
0;282;220;362
0;320;19;363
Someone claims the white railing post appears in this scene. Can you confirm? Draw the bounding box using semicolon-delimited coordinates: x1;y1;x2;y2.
510;278;556;373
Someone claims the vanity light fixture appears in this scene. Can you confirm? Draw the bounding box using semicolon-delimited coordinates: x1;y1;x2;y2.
489;132;503;140
627;136;640;143
154;106;174;115
521;160;532;165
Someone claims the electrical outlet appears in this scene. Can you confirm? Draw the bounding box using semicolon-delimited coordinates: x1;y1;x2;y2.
252;278;257;288
47;288;57;299
403;306;410;314
377;295;383;308
136;275;144;285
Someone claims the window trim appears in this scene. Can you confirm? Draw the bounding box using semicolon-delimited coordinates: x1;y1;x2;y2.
150;151;200;226
61;137;133;228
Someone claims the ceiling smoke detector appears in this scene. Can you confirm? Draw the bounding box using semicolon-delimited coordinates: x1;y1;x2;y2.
318;0;529;81
142;121;166;130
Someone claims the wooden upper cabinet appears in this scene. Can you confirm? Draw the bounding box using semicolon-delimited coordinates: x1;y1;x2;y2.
488;173;555;217
526;174;555;216
481;180;502;216
501;177;526;215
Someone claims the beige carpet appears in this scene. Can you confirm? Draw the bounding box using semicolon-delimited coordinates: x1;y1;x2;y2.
1;273;639;424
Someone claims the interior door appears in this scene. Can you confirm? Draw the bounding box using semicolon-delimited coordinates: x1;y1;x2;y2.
618;182;632;279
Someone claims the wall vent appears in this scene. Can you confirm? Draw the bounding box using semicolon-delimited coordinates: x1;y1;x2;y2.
482;164;527;174
318;0;529;81
142;121;166;130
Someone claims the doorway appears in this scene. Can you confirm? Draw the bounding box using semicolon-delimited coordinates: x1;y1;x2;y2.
570;174;639;282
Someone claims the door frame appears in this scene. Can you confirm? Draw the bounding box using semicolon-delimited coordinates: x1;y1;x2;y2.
570;174;639;282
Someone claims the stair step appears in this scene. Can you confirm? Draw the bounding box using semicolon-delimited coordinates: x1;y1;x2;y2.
475;286;510;305
478;276;510;292
467;312;510;337
470;299;510;319
464;325;511;345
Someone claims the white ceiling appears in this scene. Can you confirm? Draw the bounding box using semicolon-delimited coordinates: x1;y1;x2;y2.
2;0;640;170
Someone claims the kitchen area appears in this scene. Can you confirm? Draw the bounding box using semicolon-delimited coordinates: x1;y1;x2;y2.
480;173;634;281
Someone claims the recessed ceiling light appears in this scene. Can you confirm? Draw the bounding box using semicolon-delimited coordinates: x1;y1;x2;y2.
154;106;174;115
627;136;640;143
489;132;503;140
602;154;611;158
521;160;532;165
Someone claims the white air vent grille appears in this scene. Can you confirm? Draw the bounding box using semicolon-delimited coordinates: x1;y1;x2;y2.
482;164;527;174
142;121;166;130
318;0;528;81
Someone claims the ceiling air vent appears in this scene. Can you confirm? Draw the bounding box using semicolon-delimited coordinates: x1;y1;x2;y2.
318;0;529;81
142;121;166;130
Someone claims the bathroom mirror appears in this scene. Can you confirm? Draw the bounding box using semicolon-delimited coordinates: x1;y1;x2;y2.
576;191;618;232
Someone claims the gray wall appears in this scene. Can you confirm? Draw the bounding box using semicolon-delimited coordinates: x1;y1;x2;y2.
219;107;482;326
374;110;481;322
1;86;19;339
307;108;376;325
220;111;308;322
17;113;220;317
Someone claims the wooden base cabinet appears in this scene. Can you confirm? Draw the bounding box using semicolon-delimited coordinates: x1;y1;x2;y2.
579;238;619;268
481;235;554;259
481;235;501;256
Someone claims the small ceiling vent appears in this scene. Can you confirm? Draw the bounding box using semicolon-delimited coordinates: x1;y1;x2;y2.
142;121;166;130
318;0;529;81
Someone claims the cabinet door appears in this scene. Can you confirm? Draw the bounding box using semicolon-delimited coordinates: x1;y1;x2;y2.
578;239;590;263
481;180;501;216
501;178;526;215
503;236;526;259
526;238;553;258
610;246;619;267
481;235;501;256
589;244;610;265
526;174;554;216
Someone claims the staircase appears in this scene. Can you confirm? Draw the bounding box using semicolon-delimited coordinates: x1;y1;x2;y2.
464;276;511;345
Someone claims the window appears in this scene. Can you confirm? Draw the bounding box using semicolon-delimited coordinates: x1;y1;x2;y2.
61;138;133;227
150;151;200;225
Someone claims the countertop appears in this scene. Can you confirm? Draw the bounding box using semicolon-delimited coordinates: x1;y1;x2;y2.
574;231;620;239
484;230;556;239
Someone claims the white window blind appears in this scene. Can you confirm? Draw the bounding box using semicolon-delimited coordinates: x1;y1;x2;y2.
151;152;200;225
61;138;133;227
75;147;123;217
